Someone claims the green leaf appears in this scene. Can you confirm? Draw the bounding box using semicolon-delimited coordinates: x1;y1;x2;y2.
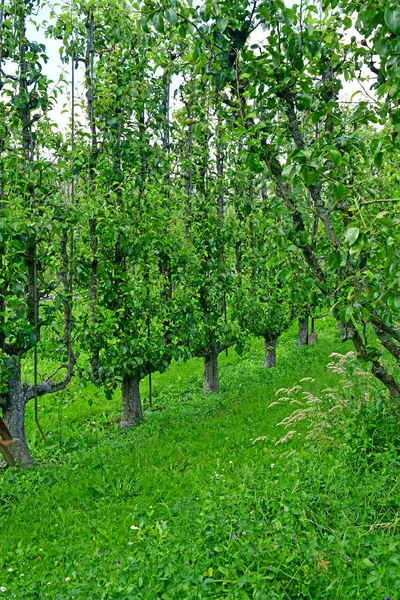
387;296;400;311
306;39;319;57
329;148;341;167
215;72;225;89
279;269;292;283
301;166;318;186
282;163;294;180
247;153;263;174
216;16;229;32
282;8;295;25
374;151;383;169
332;181;346;200
165;8;178;25
340;305;354;324
153;13;165;33
344;227;360;246
385;8;400;34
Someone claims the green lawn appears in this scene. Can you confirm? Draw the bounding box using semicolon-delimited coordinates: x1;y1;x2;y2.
1;319;399;599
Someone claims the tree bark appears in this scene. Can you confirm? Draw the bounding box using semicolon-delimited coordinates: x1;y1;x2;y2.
297;316;309;346
1;361;33;468
263;334;277;367
120;374;143;428
338;321;347;341
342;320;400;400
371;362;400;399
203;341;220;393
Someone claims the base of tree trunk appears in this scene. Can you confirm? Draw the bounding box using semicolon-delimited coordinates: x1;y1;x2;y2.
263;335;277;367
296;317;309;346
338;321;347;342
2;362;34;468
0;439;33;468
308;332;318;345
120;374;143;428
203;342;220;393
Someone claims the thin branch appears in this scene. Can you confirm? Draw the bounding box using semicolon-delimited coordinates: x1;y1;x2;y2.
361;198;400;205
354;73;380;106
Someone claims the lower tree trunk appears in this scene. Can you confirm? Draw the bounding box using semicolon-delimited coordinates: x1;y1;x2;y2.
1;361;33;468
371;362;400;399
203;341;220;393
338;321;347;342
263;334;277;367
120;374;143;428
297;316;309;346
343;319;400;401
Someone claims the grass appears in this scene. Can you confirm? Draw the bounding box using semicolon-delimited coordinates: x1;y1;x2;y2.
1;318;400;599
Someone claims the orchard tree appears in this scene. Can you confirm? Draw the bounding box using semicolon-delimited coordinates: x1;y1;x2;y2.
175;74;240;393
227;153;292;367
0;0;75;467
56;0;195;425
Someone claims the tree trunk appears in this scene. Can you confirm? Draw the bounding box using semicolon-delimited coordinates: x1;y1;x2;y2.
1;361;33;468
120;374;143;428
203;341;220;393
263;334;277;368
297;316;309;346
338;321;347;342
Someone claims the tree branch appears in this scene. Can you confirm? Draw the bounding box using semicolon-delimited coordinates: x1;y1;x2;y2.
373;325;400;361
261;141;327;285
341;320;400;399
370;315;400;344
23;356;76;403
283;89;340;249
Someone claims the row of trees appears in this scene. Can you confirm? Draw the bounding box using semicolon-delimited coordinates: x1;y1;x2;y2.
0;0;399;467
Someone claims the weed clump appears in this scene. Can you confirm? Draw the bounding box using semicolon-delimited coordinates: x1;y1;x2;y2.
271;351;399;456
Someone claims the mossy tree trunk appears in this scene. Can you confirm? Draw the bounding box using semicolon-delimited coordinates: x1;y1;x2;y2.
263;334;277;368
203;340;220;393
120;374;143;428
1;361;33;468
297;316;309;346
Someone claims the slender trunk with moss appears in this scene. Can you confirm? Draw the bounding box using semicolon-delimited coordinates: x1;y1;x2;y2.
203;339;220;393
264;334;277;368
297;316;309;346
